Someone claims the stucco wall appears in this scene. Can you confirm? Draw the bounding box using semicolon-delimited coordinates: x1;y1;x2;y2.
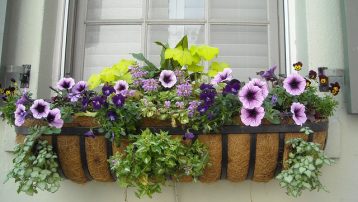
0;0;357;202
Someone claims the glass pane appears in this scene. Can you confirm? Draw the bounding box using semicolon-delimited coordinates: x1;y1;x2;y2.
210;25;268;81
210;0;267;21
148;0;205;19
147;25;205;66
83;25;142;80
87;0;143;20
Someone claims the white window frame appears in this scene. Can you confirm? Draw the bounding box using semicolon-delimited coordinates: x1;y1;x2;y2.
65;0;286;80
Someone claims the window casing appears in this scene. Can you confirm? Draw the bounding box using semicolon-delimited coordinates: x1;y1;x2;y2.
67;0;285;81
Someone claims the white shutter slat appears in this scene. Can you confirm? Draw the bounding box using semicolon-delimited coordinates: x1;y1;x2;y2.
148;0;205;19
87;0;142;20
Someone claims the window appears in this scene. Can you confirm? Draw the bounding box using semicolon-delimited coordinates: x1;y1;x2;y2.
67;0;284;81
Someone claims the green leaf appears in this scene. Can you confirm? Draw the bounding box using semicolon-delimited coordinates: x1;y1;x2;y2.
208;62;229;77
175;35;188;49
131;53;158;70
187;64;204;73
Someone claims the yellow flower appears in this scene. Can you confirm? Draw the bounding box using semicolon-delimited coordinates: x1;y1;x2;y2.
88;74;101;90
293;62;303;71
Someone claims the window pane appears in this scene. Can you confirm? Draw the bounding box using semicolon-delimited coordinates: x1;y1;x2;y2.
147;25;205;66
87;0;143;20
148;0;205;19
210;25;268;81
83;25;142;79
210;0;267;21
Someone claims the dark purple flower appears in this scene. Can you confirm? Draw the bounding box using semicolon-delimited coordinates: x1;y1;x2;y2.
200;85;217;106
57;77;75;90
46;108;64;128
82;97;90;110
240;106;265;127
249;78;269;98
84;130;95;138
200;83;215;90
223;79;241;95
184;132;195;140
308;70;317;79
238;83;264;109
14;104;27;126
197;104;209;114
142;79;159;92
211;68;233;84
259;65;277;81
114;80;129;94
30;99;50;119
291;102;307;125
283;73;306;96
92;96;106;110
112;94;125;107
102;85;115;96
176;82;192;97
159;70;177;88
107;111;117;121
72;81;87;94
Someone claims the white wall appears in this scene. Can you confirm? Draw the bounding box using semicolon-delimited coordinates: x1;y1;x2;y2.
1;0;358;202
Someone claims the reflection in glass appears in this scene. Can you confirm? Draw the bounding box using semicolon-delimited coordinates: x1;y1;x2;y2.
87;0;143;20
148;0;205;19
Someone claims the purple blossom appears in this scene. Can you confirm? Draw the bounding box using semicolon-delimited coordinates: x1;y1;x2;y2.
249;78;269;98
184;132;195;140
72;81;87;94
223;79;241;95
46;108;64;128
175;101;185;109
82;97;90;110
240;106;265;127
271;95;278;105
112;94;125;107
188;101;200;117
259;65;277;81
159;70;177;88
114;80;129;94
211;68;233;84
120;89;136;97
164;101;171;108
92;96;106;110
16;91;30;106
57;77;75;90
176;82;192;97
197;104;209;114
68;93;81;102
84;130;95;138
238;83;264;109
283;73;306;96
200;84;217;106
107;111;117;121
291;102;307;125
142;79;159;92
102;85;115;96
129;66;147;78
14;104;27;126
30;99;50;119
200;83;215;90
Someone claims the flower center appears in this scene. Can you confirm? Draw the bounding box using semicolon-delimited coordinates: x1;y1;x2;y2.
289;79;299;89
118;85;125;91
62;81;70;89
47;113;55;123
246;90;255;101
35;104;45;113
163;75;172;83
248;109;258;118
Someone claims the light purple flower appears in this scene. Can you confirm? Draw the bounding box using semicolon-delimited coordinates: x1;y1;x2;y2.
57;77;75;90
249;78;269;98
72;81;87;94
142;79;159;92
14;104;27;126
46;108;64;128
16;89;29;106
176;82;192;97
238;83;264;109
30;99;50;119
283;73;306;96
120;90;136;97
164;101;171;108
84;130;95;138
188;101;200;117
211;68;233;84
259;65;277;80
68;93;81;102
114;80;129;94
175;101;185;109
159;70;177;88
240;106;265;127
271;95;278;105
184;132;195;140
291;102;307;125
129;66;147;78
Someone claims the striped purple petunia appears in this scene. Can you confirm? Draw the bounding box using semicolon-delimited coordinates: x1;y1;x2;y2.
30;99;50;119
248;78;269;98
46;108;64;128
114;80;129;94
238;83;264;109
283;73;306;96
57;77;75;90
211;68;233;84
159;70;177;88
14;104;27;126
240;106;265;127
291;102;307;125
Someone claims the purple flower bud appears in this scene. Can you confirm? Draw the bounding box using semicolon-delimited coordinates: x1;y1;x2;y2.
184;132;195;140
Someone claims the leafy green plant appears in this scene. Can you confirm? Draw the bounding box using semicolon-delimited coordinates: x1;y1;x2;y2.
5;126;62;195
276;138;334;197
109;129;209;198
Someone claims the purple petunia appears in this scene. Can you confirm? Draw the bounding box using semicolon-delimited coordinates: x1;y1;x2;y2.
102;85;115;97
176;82;192;97
240;106;265;127
291;102;307;125
249;78;269;98
259;65;277;81
159;70;177;88
199;84;217;106
72;81;87;94
107;110;117;121
238;83;264;109
223;79;241;95
92;96;106;110
112;94;125;107
46;108;64;128
283;73;306;96
30;99;50;119
57;77;75;90
197;104;210;114
114;80;129;94
142;79;159;92
211;68;233;84
14;104;27;126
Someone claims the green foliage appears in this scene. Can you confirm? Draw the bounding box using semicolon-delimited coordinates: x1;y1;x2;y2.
5;126;61;195
109;129;209;198
276;138;334;197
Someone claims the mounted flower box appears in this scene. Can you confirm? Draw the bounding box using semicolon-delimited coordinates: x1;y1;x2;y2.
1;36;338;198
